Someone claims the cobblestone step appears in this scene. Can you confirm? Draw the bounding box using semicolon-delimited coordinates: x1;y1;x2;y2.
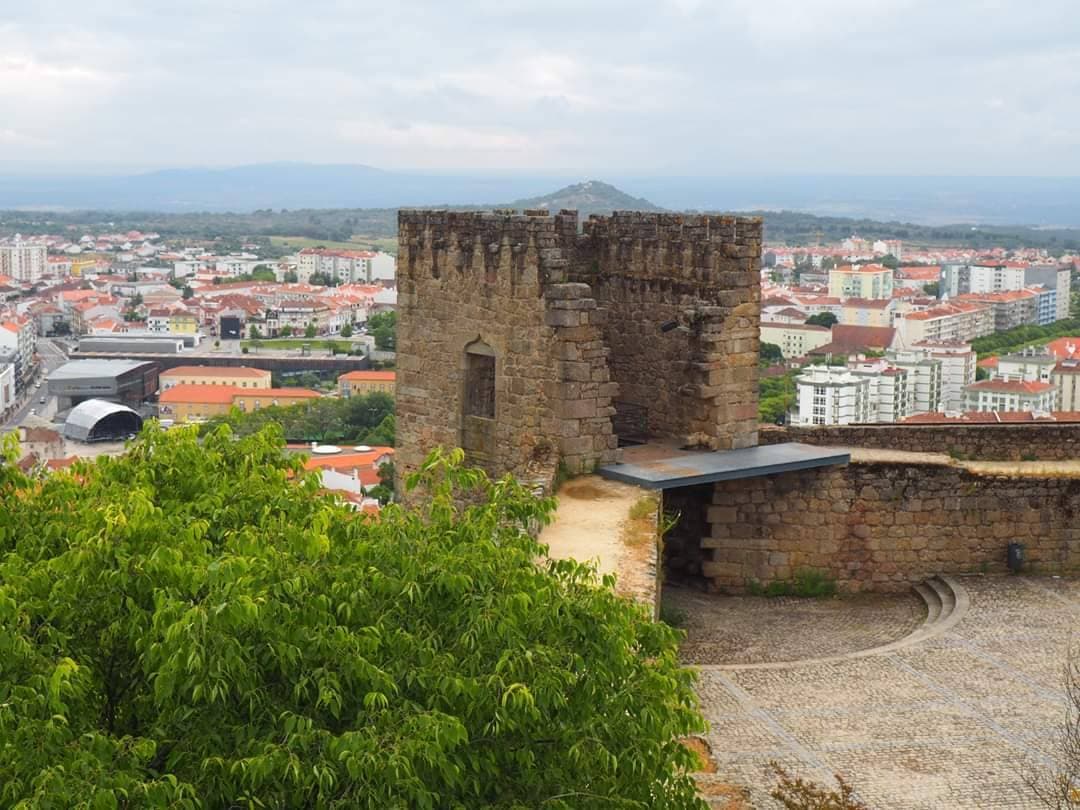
909;574;969;644
914;581;943;626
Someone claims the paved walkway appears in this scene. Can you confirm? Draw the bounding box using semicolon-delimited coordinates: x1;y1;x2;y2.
675;576;1078;808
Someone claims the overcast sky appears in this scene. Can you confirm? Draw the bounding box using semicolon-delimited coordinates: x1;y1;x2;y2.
2;0;1077;174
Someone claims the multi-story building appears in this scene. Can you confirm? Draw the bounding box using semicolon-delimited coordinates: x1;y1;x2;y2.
848;360;911;423
159;365;272;391
795;365;872;426
995;349;1057;384
759;322;832;359
941;262;1070;323
1053;360;1080;411
911;341;977;411
0;316;37;390
955;290;1039;333
941;262;1027;296
1026;264;1071;321
963;379;1058;413
265;303;331;336
828;264;894;300
885;349;944;414
840;298;895;327
0;362;14;415
894;301;993;346
872;239;903;261
0;237;47;283
296;249;390;284
337;370;396;398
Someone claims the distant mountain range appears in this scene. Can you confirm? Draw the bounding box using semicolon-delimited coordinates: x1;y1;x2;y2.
1;162;1080;229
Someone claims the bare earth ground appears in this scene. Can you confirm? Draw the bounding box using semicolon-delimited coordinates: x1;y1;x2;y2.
682;576;1078;808
540;475;659;606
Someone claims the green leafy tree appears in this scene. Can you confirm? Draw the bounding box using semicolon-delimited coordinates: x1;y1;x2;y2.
805;312;838;328
0;429;706;807
251;264;277;282
922;281;940;297
761;342;784;363
283;270;299;283
182;285;194;299
305;323;317;339
368;311;397;351
279;325;294;338
249;324;262;339
880;253;900;270
340;323;353;338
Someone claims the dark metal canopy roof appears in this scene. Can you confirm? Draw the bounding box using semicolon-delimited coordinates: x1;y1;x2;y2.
597;442;849;490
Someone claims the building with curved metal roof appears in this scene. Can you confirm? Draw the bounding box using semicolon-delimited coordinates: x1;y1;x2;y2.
63;398;143;442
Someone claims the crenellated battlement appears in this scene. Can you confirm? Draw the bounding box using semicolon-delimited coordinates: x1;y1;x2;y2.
575;211;763;289
398;209;579;285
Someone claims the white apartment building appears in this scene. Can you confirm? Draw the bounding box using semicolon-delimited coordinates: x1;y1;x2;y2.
995;350;1057;384
0;237;47;283
963;379;1057;413
894;301;993;346
0;316;37;390
1053;360;1080;411
760;322;832;359
795;366;872;426
885;349;944;414
849;360;911;423
911;341;977;411
296;249;392;284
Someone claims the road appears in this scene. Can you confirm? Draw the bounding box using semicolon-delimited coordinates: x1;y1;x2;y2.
1;338;69;432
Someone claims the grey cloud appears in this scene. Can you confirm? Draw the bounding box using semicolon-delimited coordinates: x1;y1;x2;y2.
1;0;1078;173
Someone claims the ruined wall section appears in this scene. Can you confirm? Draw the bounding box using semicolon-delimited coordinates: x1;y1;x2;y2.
396;210;616;482
694;463;1080;592
570;213;762;450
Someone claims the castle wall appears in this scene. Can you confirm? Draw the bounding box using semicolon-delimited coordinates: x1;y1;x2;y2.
760;423;1080;461
570;213;762;450
396;210;617;482
674;462;1080;592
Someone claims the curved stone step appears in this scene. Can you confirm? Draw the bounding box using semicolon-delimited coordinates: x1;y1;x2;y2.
927;575;956;622
702;576;970;671
913;581;942;627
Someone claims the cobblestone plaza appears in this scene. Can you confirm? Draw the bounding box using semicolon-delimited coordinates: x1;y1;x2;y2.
669;576;1078;808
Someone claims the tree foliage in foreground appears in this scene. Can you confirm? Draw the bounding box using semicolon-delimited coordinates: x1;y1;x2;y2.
0;427;705;808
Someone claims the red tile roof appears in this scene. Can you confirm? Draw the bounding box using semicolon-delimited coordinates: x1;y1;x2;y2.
339;371;396;382
964;379;1055;394
162;365;270;379
903;411;1080;424
159;384;238;405
809;325;896;355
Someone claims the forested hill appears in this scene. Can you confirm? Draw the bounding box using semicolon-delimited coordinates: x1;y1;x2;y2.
508;180;664;216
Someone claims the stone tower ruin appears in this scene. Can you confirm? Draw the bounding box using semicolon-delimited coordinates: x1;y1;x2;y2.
395;209;762;485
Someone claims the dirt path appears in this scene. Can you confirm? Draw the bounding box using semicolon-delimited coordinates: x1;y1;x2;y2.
540;475;658;605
